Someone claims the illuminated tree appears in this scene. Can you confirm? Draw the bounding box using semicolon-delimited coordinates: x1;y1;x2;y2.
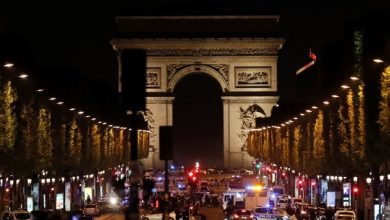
100;127;108;168
138;130;150;159
304;118;313;172
347;85;365;164
18;101;38;172
36;105;53;170
107;128;114;166
275;129;282;165
378;66;390;167
313;110;325;171
264;129;271;162
253;130;261;159
66;119;82;169
123;129;131;161
378;66;390;137
292;126;301;170
357;84;366;158
281;128;290;167
90;124;101;167
0;81;18;154
245;131;254;157
337;100;350;156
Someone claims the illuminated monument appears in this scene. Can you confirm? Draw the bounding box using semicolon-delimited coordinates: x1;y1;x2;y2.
111;16;284;168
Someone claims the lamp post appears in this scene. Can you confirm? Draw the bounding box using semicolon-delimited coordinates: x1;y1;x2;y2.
353;176;358;211
388;174;390;204
366;176;373;220
379;174;385;220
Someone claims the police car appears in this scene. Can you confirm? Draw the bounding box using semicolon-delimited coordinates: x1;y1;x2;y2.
252;207;292;220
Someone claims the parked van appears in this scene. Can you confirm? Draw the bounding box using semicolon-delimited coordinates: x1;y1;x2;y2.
222;189;246;210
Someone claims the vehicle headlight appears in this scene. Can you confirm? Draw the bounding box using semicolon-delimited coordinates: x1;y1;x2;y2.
109;197;118;205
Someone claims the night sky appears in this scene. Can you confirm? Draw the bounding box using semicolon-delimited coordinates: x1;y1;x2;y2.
1;0;389;167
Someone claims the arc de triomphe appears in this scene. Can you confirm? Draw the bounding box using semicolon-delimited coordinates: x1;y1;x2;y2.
111;16;284;169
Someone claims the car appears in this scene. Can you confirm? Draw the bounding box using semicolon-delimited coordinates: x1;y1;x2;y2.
276;198;289;209
273;208;292;220
140;210;176;220
1;210;31;220
252;207;291;220
252;206;274;219
333;209;356;220
83;203;101;216
230;209;254;220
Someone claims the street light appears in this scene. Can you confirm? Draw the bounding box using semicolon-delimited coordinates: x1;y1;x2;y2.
366;177;372;185
373;58;384;63
365;176;373;220
3;62;14;68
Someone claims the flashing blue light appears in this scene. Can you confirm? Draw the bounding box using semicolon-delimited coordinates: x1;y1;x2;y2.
152;188;157;193
246;186;252;190
158;177;162;181
266;203;270;207
171;165;175;170
271;194;276;199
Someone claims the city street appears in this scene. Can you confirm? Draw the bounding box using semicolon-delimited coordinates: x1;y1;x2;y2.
94;213;124;220
85;207;223;219
0;1;389;220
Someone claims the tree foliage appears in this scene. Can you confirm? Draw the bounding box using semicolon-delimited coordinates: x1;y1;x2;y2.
0;81;17;152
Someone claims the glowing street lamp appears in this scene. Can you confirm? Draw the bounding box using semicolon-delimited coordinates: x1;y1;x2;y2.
366;177;372;185
18;73;28;79
3;63;14;68
373;58;384;63
350;76;359;81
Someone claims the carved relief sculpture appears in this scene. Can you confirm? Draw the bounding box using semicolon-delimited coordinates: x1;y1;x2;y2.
235;66;271;88
238;104;267;150
146;67;161;88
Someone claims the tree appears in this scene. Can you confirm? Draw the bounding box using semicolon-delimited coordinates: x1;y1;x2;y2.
313;110;325;172
36;105;53;171
378;66;390;168
0;80;18;171
18;100;38;174
90;124;101;168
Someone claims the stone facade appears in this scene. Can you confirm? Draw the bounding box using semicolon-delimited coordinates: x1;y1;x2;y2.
112;37;284;169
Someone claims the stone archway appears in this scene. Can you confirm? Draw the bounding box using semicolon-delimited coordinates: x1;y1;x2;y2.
168;64;228;93
172;72;224;167
111;16;284;169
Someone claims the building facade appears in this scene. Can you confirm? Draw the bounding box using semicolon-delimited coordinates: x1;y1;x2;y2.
111;16;284;169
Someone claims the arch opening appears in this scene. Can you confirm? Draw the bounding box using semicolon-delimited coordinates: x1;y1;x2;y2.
172;73;223;168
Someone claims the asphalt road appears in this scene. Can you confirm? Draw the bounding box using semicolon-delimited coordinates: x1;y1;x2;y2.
199;207;225;220
85;207;224;219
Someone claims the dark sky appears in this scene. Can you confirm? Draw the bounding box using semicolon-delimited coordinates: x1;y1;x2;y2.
1;0;389;167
